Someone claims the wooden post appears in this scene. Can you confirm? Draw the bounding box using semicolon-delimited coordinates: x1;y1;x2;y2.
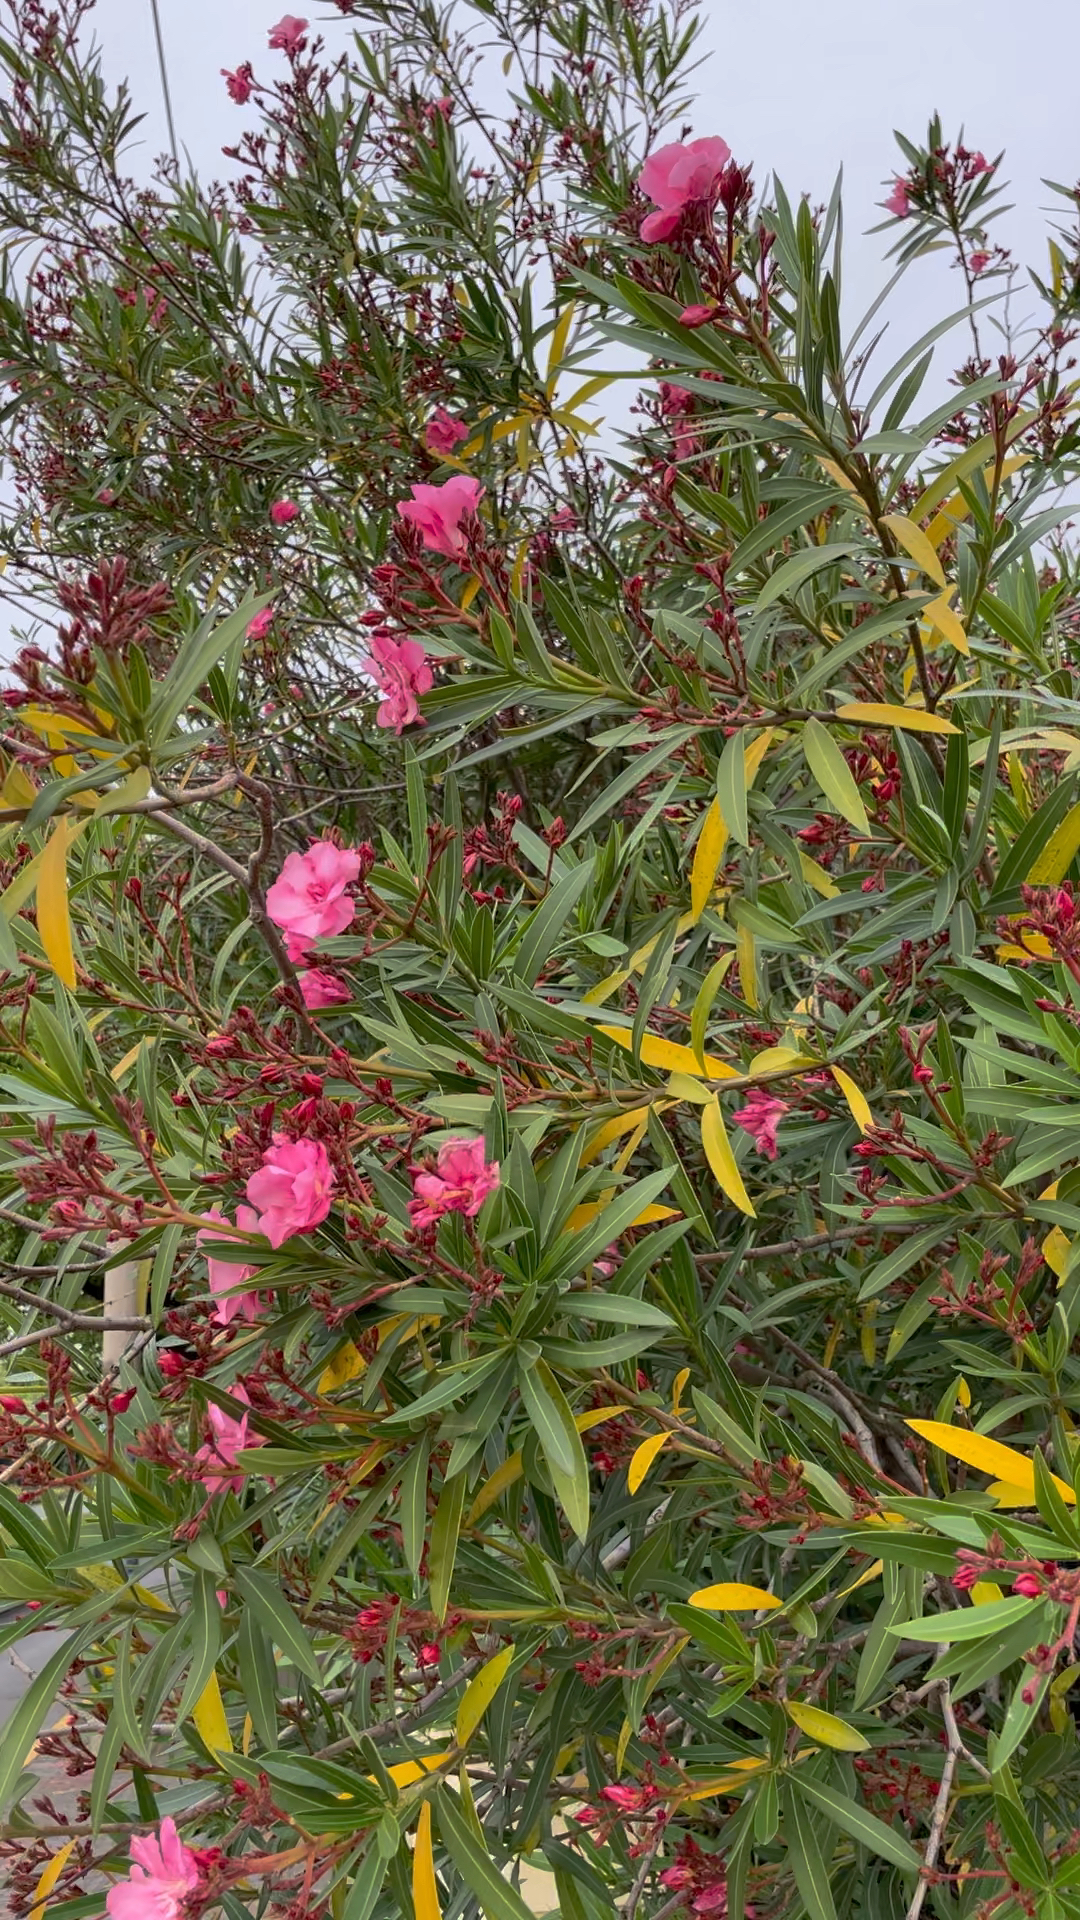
103;1255;140;1371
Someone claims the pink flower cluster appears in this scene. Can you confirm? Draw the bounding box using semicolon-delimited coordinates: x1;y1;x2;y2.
637;137;731;243
408;1136;500;1230
732;1088;788;1160
270;497;300;525
266;839;363;961
106;1817;199;1919
195;1385;265;1496
222;63;254;104
397;474;483;558
361;632;433;733
426;406;469;456
198;1206;263;1326
268;14;307;53
245;1134;335;1248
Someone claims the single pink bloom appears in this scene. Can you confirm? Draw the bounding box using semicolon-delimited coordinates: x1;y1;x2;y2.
971;151;993;174
268;14;307;53
266;840;363;946
732;1088;789;1161
425;406;469;456
549;506;578;531
659;382;692;414
637;136;731;243
247;606;274;640
270;498;300;525
418;1641;441;1665
245;1134;336;1247
1013;1572;1043;1597
693;1889;730;1915
969;250;992;274
661;1866;694;1891
424;96;454;121
884;179;910;218
97;487;117;505
600;1784;649;1812
216;1588;227;1607
362;632;433;733
106;1816;200;1920
678;303;718;327
197;1205;264;1327
408;1136;500;1230
222;64;254;104
109;1389;137;1414
195;1387;264;1496
299;967;351;1010
396;475;484;559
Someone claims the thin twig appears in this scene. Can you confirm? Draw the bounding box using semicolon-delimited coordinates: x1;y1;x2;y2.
905;1683;961;1920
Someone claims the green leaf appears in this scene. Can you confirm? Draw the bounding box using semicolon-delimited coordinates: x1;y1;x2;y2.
753;542;862;613
511;856;596;986
430;1471;467;1622
517;1358;590;1541
435;1785;536;1920
802;718;869;833
233;1566;320;1682
0;1624;97;1812
889;1595;1038;1642
790;1773;921;1870
783;1784;839;1920
148;595;267;744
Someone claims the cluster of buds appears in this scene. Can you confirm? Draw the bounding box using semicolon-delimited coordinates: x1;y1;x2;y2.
999;885;1080;974
658;1837;737;1916
953;1545;1080;1694
345;1598;458;1670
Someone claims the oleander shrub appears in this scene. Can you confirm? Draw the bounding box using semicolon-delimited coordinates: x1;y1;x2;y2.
0;3;1080;1917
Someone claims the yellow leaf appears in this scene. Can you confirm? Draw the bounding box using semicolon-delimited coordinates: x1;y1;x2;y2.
831;1065;873;1135
413;1800;442;1920
701;1098;756;1217
615;1715;633;1775
749;1046;816;1075
972;1581;1004;1606
744;728;775;787
690;797;729;922
456;1644;515;1747
37;817;76;988
580;1105;654;1167
545;301;576;395
192;1670;232;1754
736;923;758;1009
957;1376;971;1408
688;1582;780;1611
29;1838;75;1920
242;1712;253;1756
835;1559;884;1600
799;851;839;898
906;1418;1075;1504
2;762;37;807
680;1757;770;1801
627;1431;670;1494
672;1367;690;1415
833;702;958;736
921;450;1030;546
881;512;946;586
388;1753;451;1789
584;913;697;1008
785;1700;869;1752
1027;802;1080;885
460;574;482;612
923;592;970;656
318;1342;366;1393
598;1024;737;1081
987;1482;1037;1508
1043;1226;1071;1281
635;1204;681;1224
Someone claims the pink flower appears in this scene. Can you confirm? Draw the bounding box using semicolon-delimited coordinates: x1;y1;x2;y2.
222;64;254;104
106;1816;200;1920
425;407;469;456
408;1136;500;1230
245;1135;335;1247
637;136;731;243
1013;1572;1043;1597
678;303;718;327
600;1785;650;1813
549;506;578;532
270;498;300;525
266;840;363;947
247;606;274;640
884;179;910;218
109;1389;137;1414
362;632;434;733
969;250;992;274
298;967;351;1010
971;151;993;174
659;383;692;414
396;475;484;559
195;1386;264;1496
268;14;307;53
197;1206;264;1326
732;1088;788;1161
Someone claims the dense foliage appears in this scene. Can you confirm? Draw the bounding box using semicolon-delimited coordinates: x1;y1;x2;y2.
2;3;1080;1917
